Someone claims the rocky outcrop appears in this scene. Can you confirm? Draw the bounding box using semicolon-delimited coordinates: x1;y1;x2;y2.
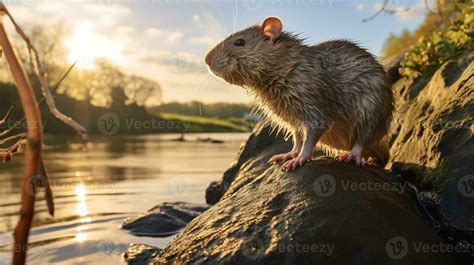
205;123;291;204
388;53;473;233
127;148;458;264
122;202;209;237
124;244;161;264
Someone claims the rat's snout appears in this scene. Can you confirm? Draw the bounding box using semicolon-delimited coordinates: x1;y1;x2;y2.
204;53;212;66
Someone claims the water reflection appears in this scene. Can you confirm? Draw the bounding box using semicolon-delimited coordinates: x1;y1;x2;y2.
0;133;249;234
0;133;249;262
74;183;90;242
74;231;88;242
75;184;88;217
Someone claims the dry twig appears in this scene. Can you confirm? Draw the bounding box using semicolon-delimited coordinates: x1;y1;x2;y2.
0;106;13;126
0;132;26;145
0;138;25;162
0;3;87;138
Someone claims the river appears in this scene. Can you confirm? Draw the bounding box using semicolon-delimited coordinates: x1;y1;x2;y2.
0;132;249;264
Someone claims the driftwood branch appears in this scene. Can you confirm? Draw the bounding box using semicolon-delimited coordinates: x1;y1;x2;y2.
0;3;87;138
0;14;43;265
0;4;83;264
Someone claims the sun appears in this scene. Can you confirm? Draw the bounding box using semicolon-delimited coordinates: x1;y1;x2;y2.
65;21;123;70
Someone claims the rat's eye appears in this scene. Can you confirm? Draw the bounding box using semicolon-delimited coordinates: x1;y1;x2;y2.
234;38;245;46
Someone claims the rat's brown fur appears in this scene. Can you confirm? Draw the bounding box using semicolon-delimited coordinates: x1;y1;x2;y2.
206;23;394;168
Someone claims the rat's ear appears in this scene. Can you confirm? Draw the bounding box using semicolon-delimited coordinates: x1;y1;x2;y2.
262;16;283;44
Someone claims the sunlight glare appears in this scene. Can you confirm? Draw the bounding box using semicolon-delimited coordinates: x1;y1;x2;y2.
75;184;89;217
75;184;87;201
76;202;89;217
65;21;123;69
74;232;88;242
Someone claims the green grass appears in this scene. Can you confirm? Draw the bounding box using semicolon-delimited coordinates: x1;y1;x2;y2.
158;112;251;132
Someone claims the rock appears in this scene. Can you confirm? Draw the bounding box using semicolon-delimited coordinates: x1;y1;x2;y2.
122;202;209;237
133;129;457;264
123;243;161;264
389;53;474;232
205;122;291;204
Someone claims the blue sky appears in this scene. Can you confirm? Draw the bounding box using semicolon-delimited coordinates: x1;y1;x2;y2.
8;0;428;103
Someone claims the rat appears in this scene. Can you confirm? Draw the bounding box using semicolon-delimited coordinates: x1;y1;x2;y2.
205;17;395;172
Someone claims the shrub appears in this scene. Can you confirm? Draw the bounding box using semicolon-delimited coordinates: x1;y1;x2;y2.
399;7;473;79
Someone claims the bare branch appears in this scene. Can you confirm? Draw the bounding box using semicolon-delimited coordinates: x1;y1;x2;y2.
39;159;54;216
424;0;435;15
0;122;17;138
0;138;25;162
52;62;76;91
362;0;410;23
0;4;87;139
0;63;76;139
0;106;13;126
0;132;26;145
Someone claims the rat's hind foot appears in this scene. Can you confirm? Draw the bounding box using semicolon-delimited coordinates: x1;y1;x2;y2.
269;151;297;164
336;151;351;161
281;154;312;172
337;151;364;166
343;153;364;167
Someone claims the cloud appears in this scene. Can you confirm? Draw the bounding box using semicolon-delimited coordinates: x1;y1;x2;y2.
188;36;218;46
3;2;251;103
353;1;427;22
366;1;427;22
135;50;205;72
144;27;183;43
393;3;427;22
372;3;383;12
354;3;366;11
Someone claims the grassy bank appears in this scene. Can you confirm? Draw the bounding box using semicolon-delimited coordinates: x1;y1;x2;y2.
157;112;254;132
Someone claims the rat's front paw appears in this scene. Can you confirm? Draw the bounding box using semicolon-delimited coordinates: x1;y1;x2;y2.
269;151;297;164
281;155;312;172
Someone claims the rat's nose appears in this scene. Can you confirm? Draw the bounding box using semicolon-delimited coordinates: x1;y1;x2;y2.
205;54;212;66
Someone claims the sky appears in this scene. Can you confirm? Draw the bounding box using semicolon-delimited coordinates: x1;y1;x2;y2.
5;0;429;104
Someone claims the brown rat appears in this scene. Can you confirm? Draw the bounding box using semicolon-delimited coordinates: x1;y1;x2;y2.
205;17;394;171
